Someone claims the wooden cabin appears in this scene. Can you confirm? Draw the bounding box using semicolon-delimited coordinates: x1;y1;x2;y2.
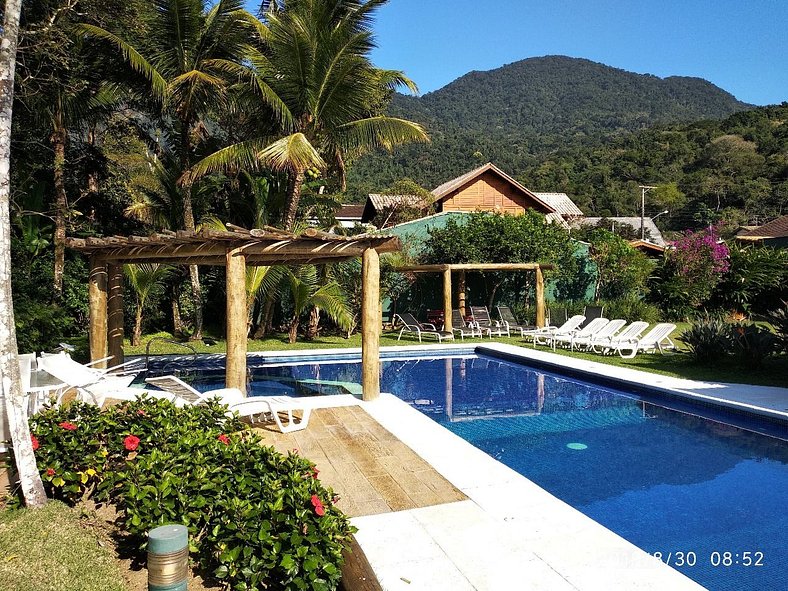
432;162;555;215
361;163;573;226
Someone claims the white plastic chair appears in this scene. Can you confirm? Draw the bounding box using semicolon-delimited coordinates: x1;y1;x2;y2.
611;323;677;359
145;375;312;433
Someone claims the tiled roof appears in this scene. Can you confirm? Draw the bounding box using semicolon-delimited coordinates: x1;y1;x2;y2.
569;217;667;246
430;162;556;213
533;192;584;217
336;204;365;219
736;215;788;240
367;194;425;210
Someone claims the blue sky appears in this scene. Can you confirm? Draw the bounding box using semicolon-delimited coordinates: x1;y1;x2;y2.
364;0;788;105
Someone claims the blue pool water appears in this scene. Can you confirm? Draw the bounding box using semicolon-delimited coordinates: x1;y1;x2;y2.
146;353;788;590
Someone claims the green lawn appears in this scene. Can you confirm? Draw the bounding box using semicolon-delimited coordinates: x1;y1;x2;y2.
0;501;127;591
125;324;788;388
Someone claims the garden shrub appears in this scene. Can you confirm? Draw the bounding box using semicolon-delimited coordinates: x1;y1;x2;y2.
769;302;788;355
679;317;731;364
29;397;355;591
730;323;778;369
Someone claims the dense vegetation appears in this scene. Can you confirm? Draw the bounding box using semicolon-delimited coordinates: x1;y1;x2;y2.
348;57;788;234
29;397;354;590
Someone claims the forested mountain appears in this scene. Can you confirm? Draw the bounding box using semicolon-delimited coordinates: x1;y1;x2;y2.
392;56;748;139
347;56;785;229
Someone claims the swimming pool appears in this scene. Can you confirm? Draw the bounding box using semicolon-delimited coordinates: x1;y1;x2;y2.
145;351;787;590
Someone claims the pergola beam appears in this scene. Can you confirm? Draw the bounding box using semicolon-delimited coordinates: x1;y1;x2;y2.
71;227;401;399
396;262;556;329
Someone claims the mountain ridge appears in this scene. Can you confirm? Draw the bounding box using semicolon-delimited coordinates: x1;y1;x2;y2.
348;55;755;198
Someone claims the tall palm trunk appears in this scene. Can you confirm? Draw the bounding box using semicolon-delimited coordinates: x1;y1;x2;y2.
288;316;299;343
306;305;320;339
51;102;68;296
282;169;305;231
132;302;143;346
1;0;48;508
179;120;203;340
169;283;186;337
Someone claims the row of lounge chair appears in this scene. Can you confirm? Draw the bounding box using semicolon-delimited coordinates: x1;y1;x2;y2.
19;352;313;433
395;307;677;359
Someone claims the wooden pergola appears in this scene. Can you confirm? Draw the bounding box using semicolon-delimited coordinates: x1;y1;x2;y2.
67;225;401;401
395;263;556;331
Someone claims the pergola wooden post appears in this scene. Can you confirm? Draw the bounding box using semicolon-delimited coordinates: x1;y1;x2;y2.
457;271;467;317
225;247;247;393
535;266;546;328
88;256;108;368
442;268;453;332
69;226;401;398
107;264;124;366
395;262;555;330
361;248;380;400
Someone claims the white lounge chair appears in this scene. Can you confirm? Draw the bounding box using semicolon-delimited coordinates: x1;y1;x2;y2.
37;353;143;407
451;310;481;340
526;315;586;348
590;321;649;354
549;317;610;350
610;323;678;359
496;306;536;337
571;319;627;351
470;306;506;338
145;375;312;433
395;313;454;342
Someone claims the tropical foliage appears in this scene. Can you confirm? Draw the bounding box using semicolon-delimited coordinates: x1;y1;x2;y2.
29;397;355;590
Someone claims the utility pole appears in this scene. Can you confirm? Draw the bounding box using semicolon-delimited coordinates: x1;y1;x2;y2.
638;185;657;240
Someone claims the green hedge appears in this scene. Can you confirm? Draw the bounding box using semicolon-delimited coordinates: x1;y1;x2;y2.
29;397;355;590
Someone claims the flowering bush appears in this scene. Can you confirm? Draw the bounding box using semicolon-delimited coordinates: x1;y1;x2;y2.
28;397;354;591
650;225;730;318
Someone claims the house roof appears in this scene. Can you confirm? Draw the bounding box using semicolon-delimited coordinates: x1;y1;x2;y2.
533;192;584;217
335;204;365;219
569;217;667;246
430;162;556;213
628;239;666;254
736;215;788;240
367;194;425;211
545;212;570;229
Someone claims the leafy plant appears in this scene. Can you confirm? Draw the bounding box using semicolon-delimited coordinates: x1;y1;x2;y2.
769;302;788;355
679;317;731;364
29;398;354;590
730;323;778;369
598;297;660;324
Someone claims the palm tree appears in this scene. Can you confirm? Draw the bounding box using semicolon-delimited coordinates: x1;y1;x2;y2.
191;0;429;230
81;0;265;338
283;265;351;343
124;263;174;345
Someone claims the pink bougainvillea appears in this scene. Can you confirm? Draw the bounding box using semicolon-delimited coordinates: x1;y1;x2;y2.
667;225;730;307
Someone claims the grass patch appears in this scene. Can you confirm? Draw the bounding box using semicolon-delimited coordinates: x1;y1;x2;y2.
0;501;127;591
126;324;788;388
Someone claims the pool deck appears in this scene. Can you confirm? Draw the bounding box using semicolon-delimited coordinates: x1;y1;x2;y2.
161;342;787;590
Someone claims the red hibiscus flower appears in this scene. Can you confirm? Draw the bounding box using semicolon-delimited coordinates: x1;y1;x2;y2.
310;494;325;516
59;421;77;431
46;468;55;477
31;435;40;451
217;434;230;445
123;435;140;451
137;409;147;416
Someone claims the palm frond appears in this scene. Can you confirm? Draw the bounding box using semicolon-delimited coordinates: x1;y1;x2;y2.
311;281;352;331
336;116;428;154
78;24;167;99
257;133;326;172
